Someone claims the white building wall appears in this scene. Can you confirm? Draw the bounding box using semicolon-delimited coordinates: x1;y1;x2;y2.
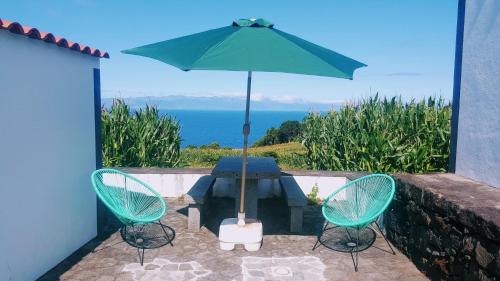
0;30;99;280
454;0;500;187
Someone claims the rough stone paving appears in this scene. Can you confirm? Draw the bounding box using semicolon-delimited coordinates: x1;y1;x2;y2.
40;198;427;281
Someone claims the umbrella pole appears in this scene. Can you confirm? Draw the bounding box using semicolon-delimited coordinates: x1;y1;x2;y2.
238;71;252;226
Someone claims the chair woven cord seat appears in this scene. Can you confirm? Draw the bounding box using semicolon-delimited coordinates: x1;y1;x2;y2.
91;169;167;225
322;174;395;228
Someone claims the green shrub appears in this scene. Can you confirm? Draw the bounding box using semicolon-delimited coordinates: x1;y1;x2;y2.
301;95;451;173
199;142;222;149
253;120;302;147
180;142;307;169
180;148;235;167
307;183;320;205
260;151;278;159
102;99;181;167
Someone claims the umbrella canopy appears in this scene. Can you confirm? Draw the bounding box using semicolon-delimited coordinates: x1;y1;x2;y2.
122;18;366;78
122;18;366;226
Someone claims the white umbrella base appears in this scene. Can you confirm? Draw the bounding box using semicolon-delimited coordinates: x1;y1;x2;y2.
219;218;263;251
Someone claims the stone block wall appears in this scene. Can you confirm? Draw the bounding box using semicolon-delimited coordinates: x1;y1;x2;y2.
385;173;500;280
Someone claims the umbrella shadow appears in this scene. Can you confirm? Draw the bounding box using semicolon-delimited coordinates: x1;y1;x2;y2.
176;196;324;236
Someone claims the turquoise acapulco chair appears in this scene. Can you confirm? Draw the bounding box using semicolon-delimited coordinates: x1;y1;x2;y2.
91;169;171;265
313;174;396;271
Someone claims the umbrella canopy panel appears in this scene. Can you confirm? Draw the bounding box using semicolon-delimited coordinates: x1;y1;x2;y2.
122;18;366;78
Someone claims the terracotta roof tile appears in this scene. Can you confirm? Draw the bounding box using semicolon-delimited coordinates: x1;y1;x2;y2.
0;18;109;58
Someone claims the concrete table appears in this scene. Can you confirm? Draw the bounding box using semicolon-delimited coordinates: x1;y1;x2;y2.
211;156;281;219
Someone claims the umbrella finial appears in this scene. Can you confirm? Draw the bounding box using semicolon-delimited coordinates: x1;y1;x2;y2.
232;18;274;28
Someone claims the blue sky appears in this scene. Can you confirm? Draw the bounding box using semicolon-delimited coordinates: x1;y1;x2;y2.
3;0;459;104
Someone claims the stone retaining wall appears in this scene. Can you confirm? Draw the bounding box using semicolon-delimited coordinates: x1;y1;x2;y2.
386;173;500;280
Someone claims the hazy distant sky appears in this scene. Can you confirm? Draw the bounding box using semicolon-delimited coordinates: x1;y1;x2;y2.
4;0;458;103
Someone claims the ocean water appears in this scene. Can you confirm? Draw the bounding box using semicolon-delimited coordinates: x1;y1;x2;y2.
159;110;310;148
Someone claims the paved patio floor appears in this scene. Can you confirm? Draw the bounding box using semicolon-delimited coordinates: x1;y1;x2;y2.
40;197;427;281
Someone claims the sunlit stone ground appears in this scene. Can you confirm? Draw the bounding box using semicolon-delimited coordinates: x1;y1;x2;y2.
40;198;427;281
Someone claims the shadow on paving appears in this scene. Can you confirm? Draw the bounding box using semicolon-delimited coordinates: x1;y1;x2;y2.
37;209;176;281
37;212;123;280
176;196;326;236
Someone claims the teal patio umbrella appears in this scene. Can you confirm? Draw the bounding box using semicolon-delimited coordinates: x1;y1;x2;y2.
122;18;366;226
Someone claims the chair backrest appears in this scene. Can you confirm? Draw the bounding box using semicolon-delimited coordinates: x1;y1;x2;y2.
91;169;166;224
322;174;395;227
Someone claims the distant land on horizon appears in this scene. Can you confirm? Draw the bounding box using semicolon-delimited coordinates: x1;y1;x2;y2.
101;95;342;112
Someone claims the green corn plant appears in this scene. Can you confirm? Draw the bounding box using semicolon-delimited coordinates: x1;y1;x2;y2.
301;95;451;173
101;99;181;167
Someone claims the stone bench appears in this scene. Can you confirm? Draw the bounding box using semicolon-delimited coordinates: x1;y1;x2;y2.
185;175;216;231
279;176;307;233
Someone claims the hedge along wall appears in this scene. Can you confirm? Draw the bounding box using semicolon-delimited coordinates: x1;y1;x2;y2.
302;96;451;174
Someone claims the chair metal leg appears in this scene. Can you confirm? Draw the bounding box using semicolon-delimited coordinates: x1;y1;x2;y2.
355;227;359;271
374;221;396;255
158;220;174;247
312;221;328;251
349;227;359;272
131;225;145;265
344;227;354;241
